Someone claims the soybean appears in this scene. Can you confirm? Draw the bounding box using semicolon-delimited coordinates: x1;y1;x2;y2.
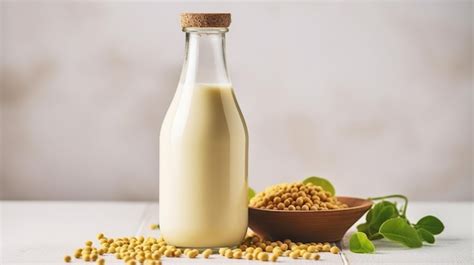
289;251;299;259
257;252;269;261
187;249;199;258
233;251;242;259
202;248;212;258
330;246;340;254
218;248;227;255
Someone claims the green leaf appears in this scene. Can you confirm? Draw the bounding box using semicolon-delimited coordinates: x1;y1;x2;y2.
248;187;256;201
366;209;373;223
416;215;444;235
379;218;422;248
417;228;435;244
302;176;335;196
358;201;399;240
349;232;376;253
357;223;370;234
370;201;399;229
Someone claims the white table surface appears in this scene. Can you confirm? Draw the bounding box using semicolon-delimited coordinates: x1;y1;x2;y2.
1;201;473;265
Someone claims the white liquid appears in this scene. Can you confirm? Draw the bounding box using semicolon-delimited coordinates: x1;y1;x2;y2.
159;83;248;248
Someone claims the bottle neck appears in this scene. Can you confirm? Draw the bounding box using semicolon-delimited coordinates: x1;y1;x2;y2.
179;28;230;86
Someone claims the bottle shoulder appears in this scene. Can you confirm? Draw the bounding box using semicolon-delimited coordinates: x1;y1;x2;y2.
160;84;247;139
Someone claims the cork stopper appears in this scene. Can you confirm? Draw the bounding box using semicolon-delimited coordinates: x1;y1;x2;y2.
180;13;231;28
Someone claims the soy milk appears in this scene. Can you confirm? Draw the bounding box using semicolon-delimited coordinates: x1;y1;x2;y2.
160;82;248;247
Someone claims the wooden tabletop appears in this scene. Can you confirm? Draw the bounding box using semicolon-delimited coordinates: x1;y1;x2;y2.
1;201;472;264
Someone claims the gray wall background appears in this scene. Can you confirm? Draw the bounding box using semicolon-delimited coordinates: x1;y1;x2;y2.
1;1;472;201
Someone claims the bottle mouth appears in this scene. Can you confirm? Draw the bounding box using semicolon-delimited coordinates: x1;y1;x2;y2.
183;27;228;33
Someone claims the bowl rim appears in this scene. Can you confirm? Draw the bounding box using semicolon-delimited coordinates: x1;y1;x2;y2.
248;196;373;213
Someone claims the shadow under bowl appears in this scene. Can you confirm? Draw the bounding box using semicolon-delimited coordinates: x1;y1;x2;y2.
248;196;372;242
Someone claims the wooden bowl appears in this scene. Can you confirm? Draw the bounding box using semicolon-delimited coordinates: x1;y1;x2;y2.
248;196;372;242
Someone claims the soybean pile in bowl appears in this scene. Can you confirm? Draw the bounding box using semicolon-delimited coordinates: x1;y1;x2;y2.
248;182;372;242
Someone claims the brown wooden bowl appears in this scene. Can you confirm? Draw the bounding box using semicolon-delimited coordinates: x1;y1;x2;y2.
248;196;372;242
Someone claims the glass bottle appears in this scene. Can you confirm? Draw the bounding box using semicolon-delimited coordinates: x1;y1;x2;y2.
159;13;248;248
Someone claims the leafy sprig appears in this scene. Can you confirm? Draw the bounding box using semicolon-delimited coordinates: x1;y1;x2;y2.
353;195;444;253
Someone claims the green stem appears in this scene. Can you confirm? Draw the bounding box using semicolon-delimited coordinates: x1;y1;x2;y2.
368;194;409;217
